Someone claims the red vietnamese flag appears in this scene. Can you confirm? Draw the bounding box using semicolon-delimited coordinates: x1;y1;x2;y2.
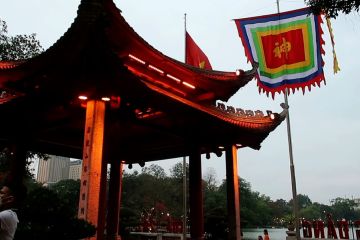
185;32;212;70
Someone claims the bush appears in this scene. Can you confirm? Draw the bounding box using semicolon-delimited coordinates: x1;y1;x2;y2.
15;186;95;240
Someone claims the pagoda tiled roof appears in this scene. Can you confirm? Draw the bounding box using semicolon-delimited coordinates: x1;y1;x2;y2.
0;0;285;162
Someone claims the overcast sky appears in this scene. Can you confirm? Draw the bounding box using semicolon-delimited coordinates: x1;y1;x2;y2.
1;0;359;204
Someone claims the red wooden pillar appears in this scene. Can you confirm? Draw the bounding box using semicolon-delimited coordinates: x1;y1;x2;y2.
78;100;106;240
106;160;124;240
189;148;204;240
225;145;241;240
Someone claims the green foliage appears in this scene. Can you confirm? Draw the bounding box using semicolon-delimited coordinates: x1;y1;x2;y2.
169;162;189;179
0;19;45;179
270;199;292;221
15;182;95;240
300;203;328;220
122;164;187;226
305;0;360;18
204;206;228;240
203;167;218;192
141;164;167;179
50;179;81;216
283;214;295;229
289;194;312;210
121;166;360;234
0;147;48;180
330;197;360;220
231;178;274;227
120;207;140;234
204;179;227;239
0;19;43;61
1;156;358;239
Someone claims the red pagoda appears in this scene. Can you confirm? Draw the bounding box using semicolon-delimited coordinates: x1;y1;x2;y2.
0;0;285;239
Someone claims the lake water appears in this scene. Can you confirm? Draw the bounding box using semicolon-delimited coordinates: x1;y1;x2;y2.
243;228;288;240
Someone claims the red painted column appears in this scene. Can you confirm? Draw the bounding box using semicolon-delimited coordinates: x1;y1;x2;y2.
106;160;124;240
78;100;106;240
189;148;204;240
225;145;241;240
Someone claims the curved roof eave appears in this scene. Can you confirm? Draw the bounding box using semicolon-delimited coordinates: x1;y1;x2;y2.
0;61;24;70
102;0;256;101
1;0;255;103
141;79;286;148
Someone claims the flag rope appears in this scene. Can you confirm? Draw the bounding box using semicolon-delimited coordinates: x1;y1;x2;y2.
325;16;340;74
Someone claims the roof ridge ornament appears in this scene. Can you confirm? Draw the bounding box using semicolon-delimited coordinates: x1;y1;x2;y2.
76;0;107;24
216;102;274;119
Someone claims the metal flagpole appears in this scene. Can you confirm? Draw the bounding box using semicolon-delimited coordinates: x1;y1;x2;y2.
183;14;187;240
183;156;187;240
276;1;300;239
283;89;301;240
184;13;188;65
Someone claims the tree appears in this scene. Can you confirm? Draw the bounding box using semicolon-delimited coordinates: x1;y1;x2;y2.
50;179;81;216
141;164;167;179
269;199;292;226
289;194;312;210
170;162;188;179
16;186;95;240
203;167;218;192
0;147;48;180
299;202;330;220
217;178;275;228
122;165;185;230
204;179;227;239
305;0;360;18
1;17;90;233
271;199;291;217
0;18;45;181
0;19;43;60
330;197;360;221
113;162;360;234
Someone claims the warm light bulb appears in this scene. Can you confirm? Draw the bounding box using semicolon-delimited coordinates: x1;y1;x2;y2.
78;95;87;100
101;97;110;101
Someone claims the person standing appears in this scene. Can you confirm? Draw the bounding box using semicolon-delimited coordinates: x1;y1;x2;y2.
0;183;25;240
264;229;270;240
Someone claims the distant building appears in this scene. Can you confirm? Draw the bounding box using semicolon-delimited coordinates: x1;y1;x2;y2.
69;160;82;180
37;155;70;184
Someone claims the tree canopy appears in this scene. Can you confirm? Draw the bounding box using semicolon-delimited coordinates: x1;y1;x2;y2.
0;19;43;61
119;164;360;239
0;19;95;239
15;179;95;240
305;0;360;18
0;18;45;180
